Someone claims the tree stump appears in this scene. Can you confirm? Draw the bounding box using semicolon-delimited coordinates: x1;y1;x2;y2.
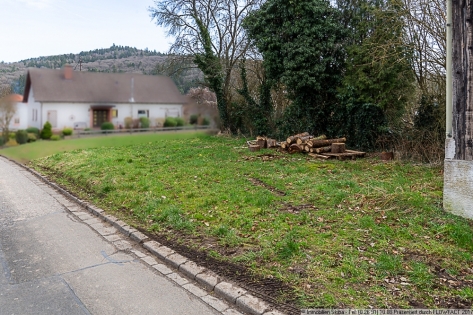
256;136;267;148
266;138;277;148
248;144;261;152
331;143;346;153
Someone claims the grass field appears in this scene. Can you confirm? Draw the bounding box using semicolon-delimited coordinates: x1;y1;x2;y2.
0;131;206;163
27;134;473;310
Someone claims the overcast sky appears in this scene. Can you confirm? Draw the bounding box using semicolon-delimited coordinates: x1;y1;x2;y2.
0;0;171;63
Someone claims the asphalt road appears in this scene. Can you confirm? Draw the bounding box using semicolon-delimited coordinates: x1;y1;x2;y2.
0;157;221;315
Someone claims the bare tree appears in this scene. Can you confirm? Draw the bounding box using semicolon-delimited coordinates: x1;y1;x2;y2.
187;87;217;107
149;0;261;131
0;87;16;143
403;0;445;95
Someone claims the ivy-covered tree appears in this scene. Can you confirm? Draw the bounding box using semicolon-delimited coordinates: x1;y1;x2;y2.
244;0;347;137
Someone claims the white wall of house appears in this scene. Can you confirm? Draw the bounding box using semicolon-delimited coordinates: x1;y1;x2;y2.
41;102;91;130
8;102;28;130
26;86;42;130
109;103;183;128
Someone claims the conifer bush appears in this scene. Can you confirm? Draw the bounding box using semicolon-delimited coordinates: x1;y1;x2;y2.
15;130;28;144
40;121;52;139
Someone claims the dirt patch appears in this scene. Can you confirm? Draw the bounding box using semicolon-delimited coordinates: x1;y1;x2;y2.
248;177;286;196
138;228;301;315
242;153;286;162
279;203;317;214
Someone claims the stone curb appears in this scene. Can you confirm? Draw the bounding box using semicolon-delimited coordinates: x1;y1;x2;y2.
0;156;286;315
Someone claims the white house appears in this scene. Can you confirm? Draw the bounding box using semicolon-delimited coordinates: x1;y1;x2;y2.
23;66;186;130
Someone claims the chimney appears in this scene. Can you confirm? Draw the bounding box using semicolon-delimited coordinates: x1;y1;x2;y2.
63;65;73;80
129;77;135;103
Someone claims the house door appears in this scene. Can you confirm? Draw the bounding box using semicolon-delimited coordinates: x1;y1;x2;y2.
93;110;108;128
47;110;57;128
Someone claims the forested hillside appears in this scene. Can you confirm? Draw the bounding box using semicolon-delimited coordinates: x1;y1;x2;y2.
0;44;201;94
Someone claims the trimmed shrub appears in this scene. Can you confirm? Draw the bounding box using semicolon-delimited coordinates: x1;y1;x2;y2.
175;117;185;127
163;117;177;127
40;121;53;139
202;117;211;126
26;127;40;137
62;128;73;136
139;117;150;128
9;132;16;139
0;137;4;146
27;133;37;142
101;122;115;130
6;139;18;146
189;114;198;125
15;130;28;144
124;117;133;129
50;135;60;141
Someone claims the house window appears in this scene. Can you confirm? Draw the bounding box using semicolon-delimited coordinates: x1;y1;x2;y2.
137;110;149;118
32;109;38;122
111;109;118;118
14;118;20;124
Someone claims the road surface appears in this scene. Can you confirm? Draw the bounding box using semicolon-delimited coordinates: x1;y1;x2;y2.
0;157;225;315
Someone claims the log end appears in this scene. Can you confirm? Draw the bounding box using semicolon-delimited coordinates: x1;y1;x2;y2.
248;144;261;152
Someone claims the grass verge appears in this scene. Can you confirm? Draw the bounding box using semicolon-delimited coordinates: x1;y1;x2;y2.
29;134;473;309
0;131;206;163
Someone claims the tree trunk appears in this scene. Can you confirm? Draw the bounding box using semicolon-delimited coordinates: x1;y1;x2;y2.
314;146;332;154
287;132;310;144
288;144;303;154
297;136;313;145
309;137;346;148
308;153;329;159
453;0;473;160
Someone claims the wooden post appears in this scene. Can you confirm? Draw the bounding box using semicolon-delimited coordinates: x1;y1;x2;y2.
452;0;473;160
444;0;473;219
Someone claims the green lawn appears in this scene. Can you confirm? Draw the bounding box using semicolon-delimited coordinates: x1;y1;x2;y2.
0;131;207;163
27;134;473;309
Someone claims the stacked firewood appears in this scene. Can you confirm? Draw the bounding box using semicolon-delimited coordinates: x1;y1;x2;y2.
248;132;365;160
279;132;345;153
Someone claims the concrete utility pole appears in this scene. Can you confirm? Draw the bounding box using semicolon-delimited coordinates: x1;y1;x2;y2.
444;0;473;218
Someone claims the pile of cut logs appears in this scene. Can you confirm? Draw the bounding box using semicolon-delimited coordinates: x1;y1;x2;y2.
247;132;366;160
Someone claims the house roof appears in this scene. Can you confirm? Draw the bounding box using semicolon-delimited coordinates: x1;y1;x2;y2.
23;67;187;104
6;94;23;102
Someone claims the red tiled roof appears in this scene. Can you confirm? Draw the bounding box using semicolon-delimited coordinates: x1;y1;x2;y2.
7;94;23;102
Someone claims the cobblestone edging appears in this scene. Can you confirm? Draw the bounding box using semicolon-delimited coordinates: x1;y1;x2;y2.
1;156;286;315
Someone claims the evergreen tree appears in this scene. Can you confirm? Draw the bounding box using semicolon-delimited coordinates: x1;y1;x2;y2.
244;0;347;137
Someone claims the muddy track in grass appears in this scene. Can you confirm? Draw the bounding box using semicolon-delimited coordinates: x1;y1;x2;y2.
136;228;301;315
247;177;287;196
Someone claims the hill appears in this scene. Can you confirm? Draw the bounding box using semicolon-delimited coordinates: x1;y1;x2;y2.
0;44;201;94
